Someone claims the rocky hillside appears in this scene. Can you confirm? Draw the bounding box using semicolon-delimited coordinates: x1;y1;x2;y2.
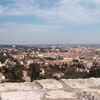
0;78;100;100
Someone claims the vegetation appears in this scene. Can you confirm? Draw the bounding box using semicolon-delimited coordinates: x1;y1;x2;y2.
6;79;25;82
1;61;100;82
44;57;56;60
11;64;25;80
89;68;100;78
63;71;89;79
0;56;7;63
0;64;25;82
29;63;40;81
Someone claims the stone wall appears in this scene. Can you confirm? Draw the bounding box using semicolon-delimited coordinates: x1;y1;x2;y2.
0;78;100;100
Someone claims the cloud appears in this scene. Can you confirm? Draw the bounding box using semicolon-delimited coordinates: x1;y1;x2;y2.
0;22;63;44
0;0;100;24
0;22;63;33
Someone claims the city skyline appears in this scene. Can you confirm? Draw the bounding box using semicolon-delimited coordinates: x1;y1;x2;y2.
0;0;100;44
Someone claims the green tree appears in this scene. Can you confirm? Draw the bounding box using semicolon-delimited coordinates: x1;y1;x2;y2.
0;56;7;63
89;68;100;78
63;70;88;79
11;64;25;80
29;63;40;81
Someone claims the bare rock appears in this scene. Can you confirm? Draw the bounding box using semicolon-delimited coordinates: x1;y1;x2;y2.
0;82;41;92
78;90;100;100
0;91;44;100
35;79;63;89
61;78;100;89
0;78;100;100
44;90;77;100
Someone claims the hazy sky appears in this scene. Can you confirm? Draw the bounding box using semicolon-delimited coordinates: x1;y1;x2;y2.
0;0;100;44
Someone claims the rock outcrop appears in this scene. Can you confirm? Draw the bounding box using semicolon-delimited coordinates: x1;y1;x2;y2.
0;78;100;100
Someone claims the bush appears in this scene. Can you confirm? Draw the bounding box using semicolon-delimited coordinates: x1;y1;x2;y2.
89;68;100;78
63;71;88;79
44;57;56;60
6;79;25;82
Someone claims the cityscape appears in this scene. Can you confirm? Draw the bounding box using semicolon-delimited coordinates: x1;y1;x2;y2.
0;0;100;99
0;44;100;82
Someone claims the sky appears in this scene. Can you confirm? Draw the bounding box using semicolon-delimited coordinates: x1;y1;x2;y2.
0;0;100;45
